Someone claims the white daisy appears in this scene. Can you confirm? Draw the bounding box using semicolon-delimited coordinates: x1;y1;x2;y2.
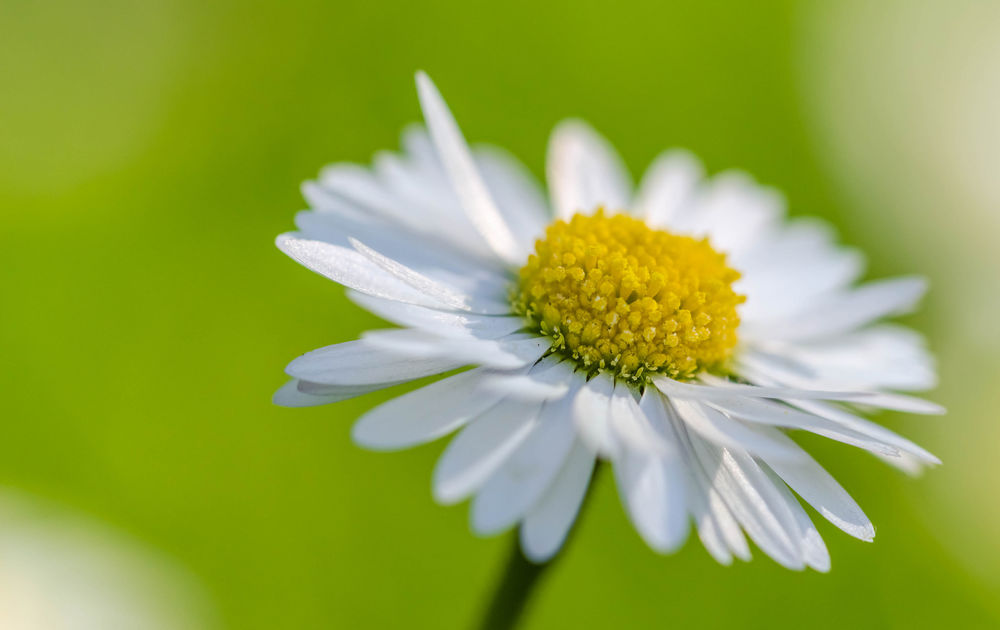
274;72;942;571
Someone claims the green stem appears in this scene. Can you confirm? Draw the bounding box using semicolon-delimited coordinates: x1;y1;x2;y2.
476;538;550;630
475;464;601;630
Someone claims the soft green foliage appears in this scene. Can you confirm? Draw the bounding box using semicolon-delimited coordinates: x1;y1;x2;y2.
1;0;997;628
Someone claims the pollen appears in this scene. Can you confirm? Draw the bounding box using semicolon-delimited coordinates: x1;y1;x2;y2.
512;210;745;381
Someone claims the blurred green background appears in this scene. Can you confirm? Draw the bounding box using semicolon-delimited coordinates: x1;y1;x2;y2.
2;0;999;628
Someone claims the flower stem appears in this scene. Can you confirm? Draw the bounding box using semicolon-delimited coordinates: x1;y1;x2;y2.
476;538;550;630
475;464;601;630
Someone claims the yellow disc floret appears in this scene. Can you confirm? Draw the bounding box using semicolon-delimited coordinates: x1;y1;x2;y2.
512;209;745;381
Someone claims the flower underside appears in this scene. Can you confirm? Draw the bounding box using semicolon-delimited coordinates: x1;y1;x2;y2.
513;210;745;382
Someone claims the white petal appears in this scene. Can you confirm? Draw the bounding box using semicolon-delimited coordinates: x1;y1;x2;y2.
276;234;456;310
349;237;509;314
608;382;674;454
747;326;937;392
751;276;928;341
310;161;484;254
415;72;521;265
671;398;806;461
273;379;384;408
471;393;578;535
473;145;551;254
667;412;750;563
688;438;804;570
351;368;503;451
761;465;831;572
520;440;596;563
720;450;809;571
753;426;875;541
613;448;689;553
432;399;543;504
655;374;945;415
547;120;631;220
789;399;940;465
704;395;902;456
872;450;927;476
295;209;506;291
634;149;703;227
284;339;463;386
671;171;783;256
477;359;575;402
610;389;690;552
572;372;617;456
361;330;549;371
348;291;525;340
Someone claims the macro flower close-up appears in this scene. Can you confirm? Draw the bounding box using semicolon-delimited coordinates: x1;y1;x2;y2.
274;73;943;577
11;2;1000;628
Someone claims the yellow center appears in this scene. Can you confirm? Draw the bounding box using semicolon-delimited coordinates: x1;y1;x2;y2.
513;210;745;381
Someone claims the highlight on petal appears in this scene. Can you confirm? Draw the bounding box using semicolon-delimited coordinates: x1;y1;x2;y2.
415;72;522;265
276;234;451;309
754;427;876;541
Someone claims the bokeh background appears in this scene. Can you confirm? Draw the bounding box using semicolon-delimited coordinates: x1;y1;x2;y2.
2;0;999;628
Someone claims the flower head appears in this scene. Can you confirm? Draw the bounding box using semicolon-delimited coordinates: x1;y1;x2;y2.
274;72;942;570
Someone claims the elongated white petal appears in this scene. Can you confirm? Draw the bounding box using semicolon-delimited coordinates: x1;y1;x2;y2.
634;149;703;227
361;330;549;371
547;120;631;220
613;448;689;553
720;449;809;571
704;395;901;456
284;339;463;386
753;326;937;392
762;465;831;572
520;440;596;563
688;437;804;570
656;374;945;415
671;398;806;461
667;412;749;563
753;276;928;341
273;379;373;407
309;138;490;253
789;399;940;465
277;234;457;309
474;356;584;402
294;208;503;282
477;360;574;402
471;393;578;535
753;426;875;541
608;383;674;454
473;145;550;254
433;399;543;504
415;72;521;265
872;450;927;476
349;237;509;314
572;372;617;456
672;172;783;257
477;375;568;401
348;291;525;340
352;369;504;451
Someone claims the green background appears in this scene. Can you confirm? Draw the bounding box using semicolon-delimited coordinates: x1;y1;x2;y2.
2;0;998;628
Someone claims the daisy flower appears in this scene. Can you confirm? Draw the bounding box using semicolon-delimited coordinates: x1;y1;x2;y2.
274;72;942;571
